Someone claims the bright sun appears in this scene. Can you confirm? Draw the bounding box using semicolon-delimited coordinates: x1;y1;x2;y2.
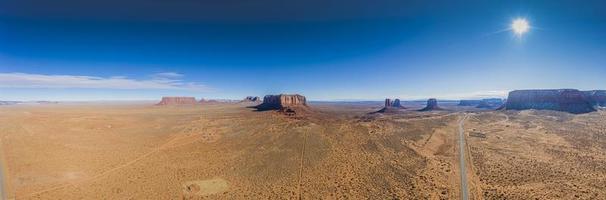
511;18;530;36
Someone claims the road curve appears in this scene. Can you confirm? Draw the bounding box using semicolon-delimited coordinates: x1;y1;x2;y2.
458;115;469;200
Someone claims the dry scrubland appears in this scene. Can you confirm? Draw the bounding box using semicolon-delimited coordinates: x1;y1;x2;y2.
0;103;604;199
0;103;463;199
466;110;606;199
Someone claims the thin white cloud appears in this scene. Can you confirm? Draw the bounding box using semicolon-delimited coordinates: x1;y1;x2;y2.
151;72;184;79
0;72;211;91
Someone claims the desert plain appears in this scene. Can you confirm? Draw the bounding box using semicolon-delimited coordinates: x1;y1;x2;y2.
0;102;605;199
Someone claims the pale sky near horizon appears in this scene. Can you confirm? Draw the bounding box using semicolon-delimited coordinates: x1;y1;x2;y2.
1;0;605;101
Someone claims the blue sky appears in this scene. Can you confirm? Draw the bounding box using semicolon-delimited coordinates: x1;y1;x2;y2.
1;0;605;101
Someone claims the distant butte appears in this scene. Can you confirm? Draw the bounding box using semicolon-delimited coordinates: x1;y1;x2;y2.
255;94;309;116
418;98;444;111
199;98;219;104
156;97;198;105
375;98;406;113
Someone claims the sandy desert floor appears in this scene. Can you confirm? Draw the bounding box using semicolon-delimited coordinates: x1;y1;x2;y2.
0;103;604;199
465;110;606;199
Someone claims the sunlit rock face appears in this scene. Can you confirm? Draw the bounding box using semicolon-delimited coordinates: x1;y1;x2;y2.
257;94;307;110
504;89;596;114
157;97;198;105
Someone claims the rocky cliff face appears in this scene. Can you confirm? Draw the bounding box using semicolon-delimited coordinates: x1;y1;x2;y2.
393;99;404;108
504;89;596;114
419;98;443;111
384;99;393;107
584;90;606;107
257;94;307;110
156;97;198;105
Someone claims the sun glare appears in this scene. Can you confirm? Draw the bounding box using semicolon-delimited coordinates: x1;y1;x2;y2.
511;18;530;36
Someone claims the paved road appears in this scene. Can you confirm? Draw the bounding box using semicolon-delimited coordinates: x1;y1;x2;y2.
458;115;469;200
0;138;6;200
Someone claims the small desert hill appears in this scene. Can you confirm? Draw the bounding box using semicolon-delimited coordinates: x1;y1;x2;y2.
503;89;597;114
156;97;198;105
255;94;309;116
418;98;444;111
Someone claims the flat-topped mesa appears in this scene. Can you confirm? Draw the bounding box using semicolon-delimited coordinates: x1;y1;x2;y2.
419;98;444;111
256;94;308;111
584;90;606;107
156;97;198;105
504;89;596;114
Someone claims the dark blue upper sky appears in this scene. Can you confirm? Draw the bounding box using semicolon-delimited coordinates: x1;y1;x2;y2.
0;0;605;100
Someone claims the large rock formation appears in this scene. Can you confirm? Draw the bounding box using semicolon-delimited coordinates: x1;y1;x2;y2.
504;89;596;114
384;98;393;107
256;94;308;115
374;98;406;113
156;97;198;105
419;98;444;111
584;90;606;107
392;99;405;108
